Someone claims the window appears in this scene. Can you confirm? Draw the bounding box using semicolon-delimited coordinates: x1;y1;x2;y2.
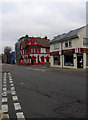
69;40;72;47
37;48;39;53
54;55;60;65
65;40;72;47
54;43;59;49
34;48;36;53
64;54;74;66
31;49;33;53
65;42;68;47
86;53;88;66
83;38;88;45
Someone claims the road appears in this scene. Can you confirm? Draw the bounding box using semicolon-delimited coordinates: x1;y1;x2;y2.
1;64;87;119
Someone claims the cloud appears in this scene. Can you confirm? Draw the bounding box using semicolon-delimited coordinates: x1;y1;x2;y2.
1;1;86;53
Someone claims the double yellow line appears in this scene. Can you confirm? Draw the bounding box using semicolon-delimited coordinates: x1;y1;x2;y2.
0;110;9;120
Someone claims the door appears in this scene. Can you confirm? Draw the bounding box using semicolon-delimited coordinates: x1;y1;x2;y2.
31;59;34;65
77;54;83;68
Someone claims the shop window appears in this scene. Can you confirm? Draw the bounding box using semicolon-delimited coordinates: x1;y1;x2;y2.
54;55;60;65
86;53;88;66
64;54;74;66
41;56;44;62
54;43;59;49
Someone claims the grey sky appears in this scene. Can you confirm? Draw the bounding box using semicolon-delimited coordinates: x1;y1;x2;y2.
0;0;87;53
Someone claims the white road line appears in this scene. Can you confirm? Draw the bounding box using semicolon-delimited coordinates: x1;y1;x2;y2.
10;84;14;86
12;96;18;101
3;88;7;91
3;84;6;87
2;92;7;97
9;78;12;80
14;103;21;110
4;79;6;82
16;112;25;119
2;97;8;103
2;105;8;113
10;81;13;83
11;87;15;91
11;91;16;95
3;81;6;84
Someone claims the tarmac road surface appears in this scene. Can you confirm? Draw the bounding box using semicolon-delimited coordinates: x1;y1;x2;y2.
1;64;87;119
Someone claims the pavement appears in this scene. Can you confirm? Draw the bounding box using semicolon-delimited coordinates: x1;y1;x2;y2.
0;64;87;119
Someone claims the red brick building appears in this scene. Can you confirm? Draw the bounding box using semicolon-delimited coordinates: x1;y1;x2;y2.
20;35;50;65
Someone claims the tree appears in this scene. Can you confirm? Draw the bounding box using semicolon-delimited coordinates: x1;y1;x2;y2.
4;46;12;55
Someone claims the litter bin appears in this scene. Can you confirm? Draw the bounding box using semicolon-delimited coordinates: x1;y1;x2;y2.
46;62;50;68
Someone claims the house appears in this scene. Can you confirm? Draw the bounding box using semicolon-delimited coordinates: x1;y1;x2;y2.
16;35;50;65
50;25;88;69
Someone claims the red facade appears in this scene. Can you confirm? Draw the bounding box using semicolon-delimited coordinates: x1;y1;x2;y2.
20;36;50;65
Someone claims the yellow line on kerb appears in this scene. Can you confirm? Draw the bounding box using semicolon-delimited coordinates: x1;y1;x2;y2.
0;110;9;120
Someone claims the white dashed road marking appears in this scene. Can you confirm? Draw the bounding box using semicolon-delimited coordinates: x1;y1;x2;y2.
2;92;7;97
14;103;21;110
2;72;26;119
10;84;14;86
2;97;8;103
10;81;13;83
2;105;8;113
16;112;25;119
11;87;15;91
12;96;18;101
3;84;6;87
11;90;16;95
3;88;7;91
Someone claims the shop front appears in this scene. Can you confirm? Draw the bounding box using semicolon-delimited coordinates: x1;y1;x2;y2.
50;48;88;69
50;51;62;67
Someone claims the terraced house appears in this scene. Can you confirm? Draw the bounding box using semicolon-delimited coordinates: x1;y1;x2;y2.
50;25;88;69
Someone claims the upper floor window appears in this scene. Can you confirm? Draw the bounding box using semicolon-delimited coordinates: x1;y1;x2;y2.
34;48;36;53
31;49;33;53
83;38;88;45
54;43;59;49
65;40;72;47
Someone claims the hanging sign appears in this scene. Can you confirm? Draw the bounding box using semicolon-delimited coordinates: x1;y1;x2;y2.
75;48;78;53
59;50;62;55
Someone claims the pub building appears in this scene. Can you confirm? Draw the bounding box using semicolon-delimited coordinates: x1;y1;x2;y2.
18;35;50;65
50;25;88;69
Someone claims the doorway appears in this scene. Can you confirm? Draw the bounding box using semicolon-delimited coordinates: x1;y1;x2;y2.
77;54;83;68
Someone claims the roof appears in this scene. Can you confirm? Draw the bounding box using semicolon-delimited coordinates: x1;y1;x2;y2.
34;37;50;47
20;36;50;48
50;33;66;44
50;26;85;44
62;26;85;40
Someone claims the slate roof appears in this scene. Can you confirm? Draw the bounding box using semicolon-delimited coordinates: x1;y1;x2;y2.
62;26;85;40
50;33;66;44
50;26;85;44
